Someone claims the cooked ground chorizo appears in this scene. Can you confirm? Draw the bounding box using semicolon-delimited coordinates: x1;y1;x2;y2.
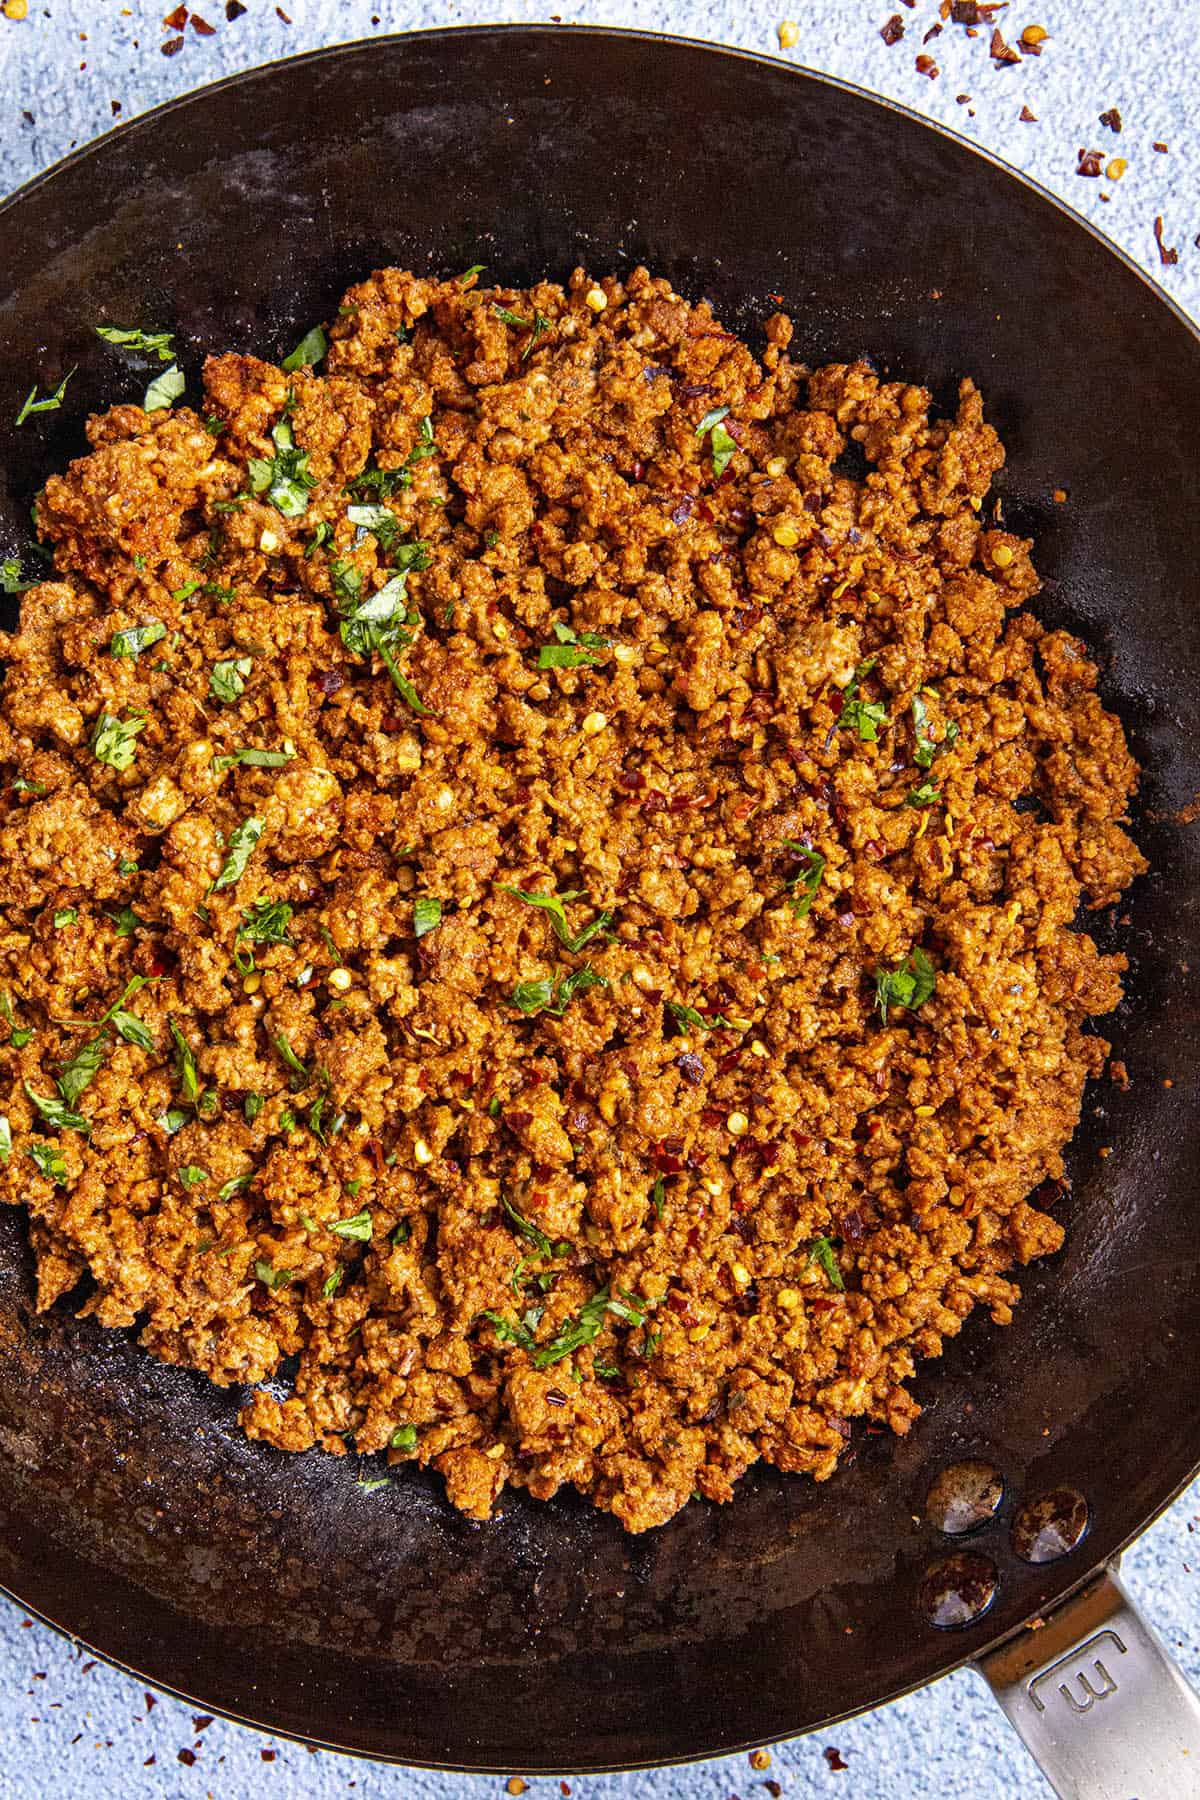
0;266;1145;1532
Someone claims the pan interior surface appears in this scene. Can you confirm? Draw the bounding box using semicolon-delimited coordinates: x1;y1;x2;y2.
0;27;1198;1771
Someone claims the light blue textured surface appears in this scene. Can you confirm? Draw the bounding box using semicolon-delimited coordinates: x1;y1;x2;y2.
0;3;1196;1796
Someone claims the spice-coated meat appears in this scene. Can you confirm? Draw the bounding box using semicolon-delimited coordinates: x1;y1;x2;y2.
0;265;1145;1531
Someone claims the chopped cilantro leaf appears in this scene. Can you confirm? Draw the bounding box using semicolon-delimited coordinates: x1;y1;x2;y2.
91;711;146;772
24;1084;91;1135
780;839;826;919
255;1260;294;1291
15;367;75;427
498;883;613;953
110;620;166;658
808;1235;846;1292
28;1140;67;1185
210;656;252;703
248;415;316;517
95;325;175;362
213;815;264;890
143;364;185;412
510;965;608;1017
281;325;328;371
329;1209;372;1242
413;896;442;938
874;947;936;1025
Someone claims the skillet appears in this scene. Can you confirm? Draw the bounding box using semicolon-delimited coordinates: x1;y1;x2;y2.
0;26;1199;1796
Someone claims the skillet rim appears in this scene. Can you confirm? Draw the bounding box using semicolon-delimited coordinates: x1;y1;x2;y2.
0;21;1197;1773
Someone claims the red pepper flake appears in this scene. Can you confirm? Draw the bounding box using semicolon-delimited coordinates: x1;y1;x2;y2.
561;1785;572;1797
915;53;939;77
1099;107;1122;132
191;12;215;33
261;1749;277;1762
162;3;188;25
989;27;1020;63
111;99;122;116
276;5;292;19
949;0;980;18
177;1748;197;1766
880;14;905;44
161;33;185;55
825;1747;849;1770
1154;216;1179;266
763;1784;783;1799
1019;104;1037;122
766;292;785;304
192;1715;214;1732
145;1693;157;1711
226;0;247;15
955;91;971;103
1076;148;1103;177
923;22;942;41
1153;141;1168;153
143;1756;156;1767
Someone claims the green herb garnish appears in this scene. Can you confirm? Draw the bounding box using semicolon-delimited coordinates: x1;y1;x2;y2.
0;993;32;1049
281;325;328;372
255;1260;294;1291
532;1285;658;1369
664;1000;734;1033
108;904;145;938
390;1424;417;1452
272;1031;309;1085
536;620;610;670
211;745;294;772
177;1165;209;1190
210;656;252;703
413;896;442;939
28;1140;67;1185
15;367;75;427
510;966;608;1018
905;780;940;808
143;364;185;412
24;1084;91;1135
874;947;936;1025
248;416;316;518
838;658;887;743
234;899;294;973
213;815;264;890
498;884;613;954
780;840;826;919
53;908;77;929
696;405;737;475
808;1235;846;1292
328;1209;372;1242
95;325;175;362
168;1017;201;1105
912;692;960;769
110;620;167;660
91;711;146;772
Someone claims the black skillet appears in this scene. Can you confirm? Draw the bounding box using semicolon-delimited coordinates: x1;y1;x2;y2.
1;28;1199;1795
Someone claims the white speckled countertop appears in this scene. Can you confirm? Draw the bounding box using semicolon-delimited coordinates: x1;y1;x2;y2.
0;3;1196;1796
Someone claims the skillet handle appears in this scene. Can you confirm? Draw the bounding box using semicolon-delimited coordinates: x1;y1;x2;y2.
977;1566;1200;1799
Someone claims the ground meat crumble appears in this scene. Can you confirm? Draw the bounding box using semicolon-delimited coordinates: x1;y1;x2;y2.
0;265;1145;1531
